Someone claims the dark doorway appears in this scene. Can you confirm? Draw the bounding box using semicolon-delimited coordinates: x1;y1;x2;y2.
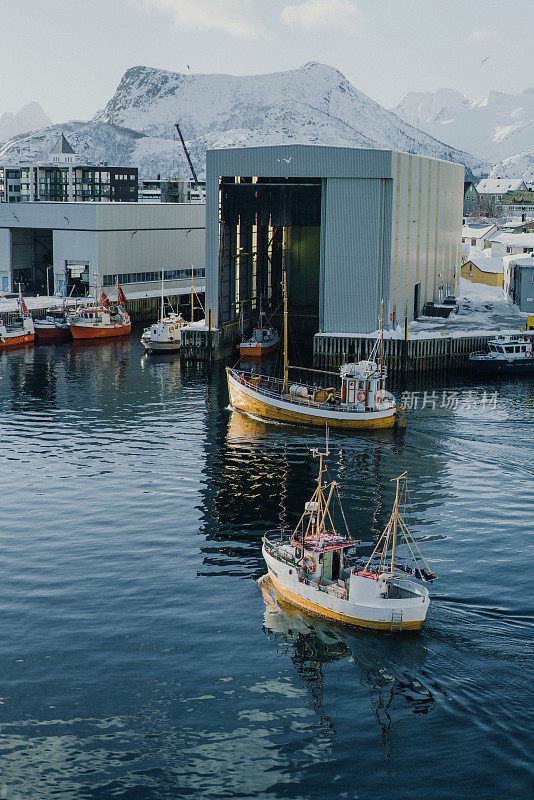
413;282;421;319
332;550;341;581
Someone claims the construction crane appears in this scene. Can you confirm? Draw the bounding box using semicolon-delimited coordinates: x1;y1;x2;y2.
174;123;198;188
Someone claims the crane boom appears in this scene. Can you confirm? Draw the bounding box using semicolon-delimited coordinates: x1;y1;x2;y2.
174;123;199;187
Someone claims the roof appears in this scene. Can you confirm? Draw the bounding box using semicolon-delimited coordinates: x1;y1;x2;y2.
490;232;534;247
50;133;76;155
476;178;526;194
507;254;534;268
464;255;504;274
462;223;499;239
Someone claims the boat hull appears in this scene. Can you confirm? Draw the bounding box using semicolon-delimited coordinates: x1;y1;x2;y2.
227;368;397;429
70;323;131;340
263;550;426;631
469;356;534;373
239;340;279;357
34;324;72;342
0;331;34;348
141;339;180;353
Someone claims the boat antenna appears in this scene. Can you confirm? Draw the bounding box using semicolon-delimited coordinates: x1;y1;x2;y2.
161;269;165;322
283;270;289;394
191;267;194;322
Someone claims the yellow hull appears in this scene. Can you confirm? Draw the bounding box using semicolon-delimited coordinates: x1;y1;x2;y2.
227;374;396;429
269;573;424;631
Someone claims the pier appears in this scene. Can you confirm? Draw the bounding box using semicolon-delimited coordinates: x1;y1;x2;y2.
314;331;534;373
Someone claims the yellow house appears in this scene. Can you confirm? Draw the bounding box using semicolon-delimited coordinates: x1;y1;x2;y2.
461;255;503;287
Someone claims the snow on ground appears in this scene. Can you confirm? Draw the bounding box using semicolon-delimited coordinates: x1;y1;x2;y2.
320;279;527;340
0;295;78;313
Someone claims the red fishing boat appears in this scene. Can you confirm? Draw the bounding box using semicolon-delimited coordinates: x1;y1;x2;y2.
69;287;131;341
0;290;35;349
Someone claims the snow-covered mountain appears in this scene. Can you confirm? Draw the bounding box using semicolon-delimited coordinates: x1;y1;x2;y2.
0;63;488;178
0;102;52;141
489;149;534;182
392;87;534;164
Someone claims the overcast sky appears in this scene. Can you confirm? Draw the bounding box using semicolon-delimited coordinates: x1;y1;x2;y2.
2;0;532;122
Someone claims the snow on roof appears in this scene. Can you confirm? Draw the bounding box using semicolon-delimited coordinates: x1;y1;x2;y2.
464;255;504;274
476;178;526;194
489;232;534;247
462;223;498;238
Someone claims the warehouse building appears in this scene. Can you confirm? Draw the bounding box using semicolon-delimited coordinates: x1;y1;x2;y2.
0;202;205;297
205;145;464;345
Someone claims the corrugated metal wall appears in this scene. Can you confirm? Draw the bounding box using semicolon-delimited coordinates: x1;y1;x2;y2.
321;177;392;333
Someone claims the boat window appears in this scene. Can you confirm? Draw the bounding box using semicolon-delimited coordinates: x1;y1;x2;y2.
505;346;514;353
521;346;526;352
489;345;496;352
515;346;521;353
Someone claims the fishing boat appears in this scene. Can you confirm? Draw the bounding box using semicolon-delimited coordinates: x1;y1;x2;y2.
69;286;131;341
469;333;534;373
34;308;72;342
227;273;402;429
239;307;280;358
0;289;34;349
262;447;436;631
141;274;186;353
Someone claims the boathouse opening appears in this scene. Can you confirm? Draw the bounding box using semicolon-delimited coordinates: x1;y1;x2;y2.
218;176;322;339
11;228;53;294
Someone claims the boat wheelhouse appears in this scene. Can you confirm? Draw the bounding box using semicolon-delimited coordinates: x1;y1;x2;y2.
239;311;280;358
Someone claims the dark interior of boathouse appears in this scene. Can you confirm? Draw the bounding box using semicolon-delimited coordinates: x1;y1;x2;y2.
218;176;322;339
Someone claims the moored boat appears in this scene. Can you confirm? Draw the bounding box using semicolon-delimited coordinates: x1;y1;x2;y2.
0;290;34;349
34;308;72;342
227;273;403;429
239;310;280;358
469;333;534;373
262;448;436;632
140;274;186;353
69;287;131;341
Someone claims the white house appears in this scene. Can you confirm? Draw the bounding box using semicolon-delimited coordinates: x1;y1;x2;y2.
488;232;534;257
461;222;499;253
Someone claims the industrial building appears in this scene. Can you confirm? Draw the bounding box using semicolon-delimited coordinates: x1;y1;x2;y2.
0;201;205;297
205;145;464;350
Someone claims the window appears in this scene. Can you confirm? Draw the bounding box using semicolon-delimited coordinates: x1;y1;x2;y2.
471;238;476;246
505;346;514;353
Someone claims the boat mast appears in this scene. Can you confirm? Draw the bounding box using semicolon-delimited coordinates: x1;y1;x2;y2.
390;472;406;572
191;267;194;322
160;270;165;322
380;299;384;377
283;270;288;393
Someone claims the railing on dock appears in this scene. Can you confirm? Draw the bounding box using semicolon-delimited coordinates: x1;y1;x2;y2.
314;331;534;373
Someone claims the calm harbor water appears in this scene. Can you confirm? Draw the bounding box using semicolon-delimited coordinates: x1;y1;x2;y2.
0;337;533;800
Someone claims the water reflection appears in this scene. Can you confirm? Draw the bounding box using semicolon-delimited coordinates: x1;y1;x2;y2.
261;575;434;760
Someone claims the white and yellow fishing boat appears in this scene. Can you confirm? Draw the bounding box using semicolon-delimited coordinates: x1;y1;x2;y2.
227;273;403;430
261;448;436;632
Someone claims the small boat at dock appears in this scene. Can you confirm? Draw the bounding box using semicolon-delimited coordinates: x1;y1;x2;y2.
141;274;186;353
0;290;34;349
34;308;72;342
238;308;280;358
469;333;534;373
69;287;131;341
262;447;436;632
